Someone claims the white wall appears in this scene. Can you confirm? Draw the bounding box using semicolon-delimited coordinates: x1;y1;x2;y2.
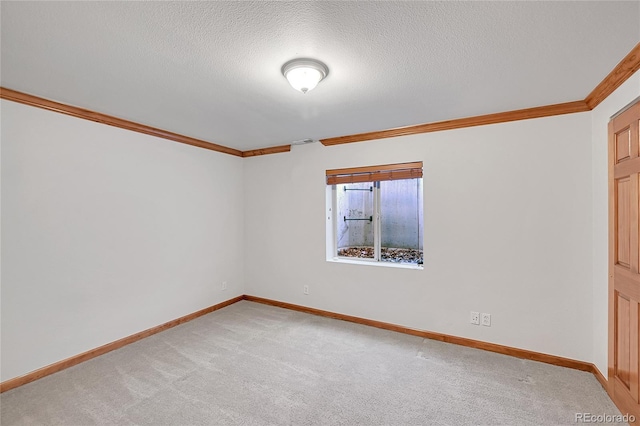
3;72;636;384
591;71;640;377
244;112;595;363
0;100;245;381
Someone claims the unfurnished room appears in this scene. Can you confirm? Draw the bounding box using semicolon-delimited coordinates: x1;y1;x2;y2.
1;1;640;425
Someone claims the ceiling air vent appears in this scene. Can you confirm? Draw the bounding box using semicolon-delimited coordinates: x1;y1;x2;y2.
291;138;317;146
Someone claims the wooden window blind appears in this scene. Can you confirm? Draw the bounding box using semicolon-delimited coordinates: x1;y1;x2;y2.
326;161;423;185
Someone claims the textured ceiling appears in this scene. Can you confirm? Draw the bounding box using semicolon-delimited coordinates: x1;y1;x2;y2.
1;1;639;151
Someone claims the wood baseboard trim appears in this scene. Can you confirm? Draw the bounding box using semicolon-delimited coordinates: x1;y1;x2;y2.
0;87;243;157
591;364;609;391
243;295;594;373
0;295;244;393
0;294;612;397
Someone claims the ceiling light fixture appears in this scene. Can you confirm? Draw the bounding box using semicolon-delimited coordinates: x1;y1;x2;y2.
281;58;329;94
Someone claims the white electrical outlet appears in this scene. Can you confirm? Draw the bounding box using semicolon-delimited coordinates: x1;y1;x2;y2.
470;311;480;325
481;313;491;327
303;285;309;295
222;281;227;291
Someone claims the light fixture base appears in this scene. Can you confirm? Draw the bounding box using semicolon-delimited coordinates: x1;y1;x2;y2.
281;58;329;94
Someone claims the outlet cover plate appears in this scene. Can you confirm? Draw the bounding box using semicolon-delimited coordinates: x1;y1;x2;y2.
481;313;491;326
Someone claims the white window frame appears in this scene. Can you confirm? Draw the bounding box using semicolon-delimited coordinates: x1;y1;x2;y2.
326;179;423;269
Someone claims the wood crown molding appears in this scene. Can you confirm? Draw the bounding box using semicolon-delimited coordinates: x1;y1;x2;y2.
0;87;243;157
586;42;640;110
0;295;243;393
0;294;609;398
242;144;291;157
320;42;640;147
320;101;590;146
2;43;638;156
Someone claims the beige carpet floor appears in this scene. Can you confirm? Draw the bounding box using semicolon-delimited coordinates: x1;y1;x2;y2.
0;301;624;425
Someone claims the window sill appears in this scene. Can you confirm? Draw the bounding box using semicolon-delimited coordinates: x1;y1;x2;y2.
327;257;423;270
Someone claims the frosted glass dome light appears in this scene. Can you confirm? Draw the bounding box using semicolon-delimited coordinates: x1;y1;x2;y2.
282;58;329;94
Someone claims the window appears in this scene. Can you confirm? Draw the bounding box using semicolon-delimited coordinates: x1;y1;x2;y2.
326;162;423;267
